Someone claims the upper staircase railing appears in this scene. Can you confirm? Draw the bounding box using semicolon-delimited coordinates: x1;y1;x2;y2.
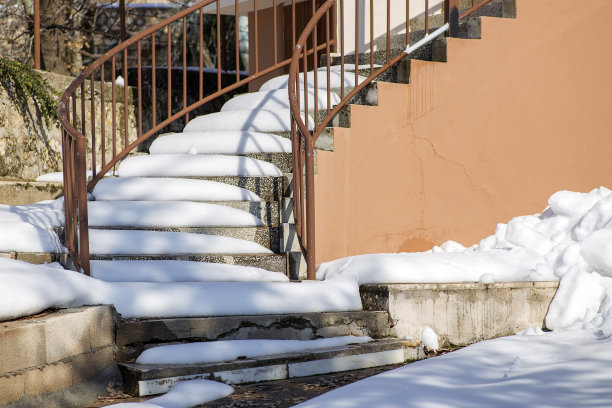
58;0;330;275
288;0;495;279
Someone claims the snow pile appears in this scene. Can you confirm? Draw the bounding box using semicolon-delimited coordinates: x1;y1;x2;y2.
183;109;313;133
0;200;65;253
106;379;233;408
136;336;372;365
0;257;361;320
92;177;262;202
148;131;292;154
318;187;612;335
292;329;612;408
117;154;283;178
421;326;439;351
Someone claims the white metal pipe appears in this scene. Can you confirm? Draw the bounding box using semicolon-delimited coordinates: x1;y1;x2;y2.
405;22;450;55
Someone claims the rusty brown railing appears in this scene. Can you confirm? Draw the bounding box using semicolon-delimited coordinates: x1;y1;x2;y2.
59;0;329;275
288;0;496;279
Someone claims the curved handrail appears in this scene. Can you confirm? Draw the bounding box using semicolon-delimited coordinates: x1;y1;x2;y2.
287;0;496;279
59;0;324;274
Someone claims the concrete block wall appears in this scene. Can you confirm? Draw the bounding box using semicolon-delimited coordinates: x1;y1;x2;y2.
0;306;116;406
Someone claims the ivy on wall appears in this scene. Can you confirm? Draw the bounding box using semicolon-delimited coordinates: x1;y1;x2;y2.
0;57;59;126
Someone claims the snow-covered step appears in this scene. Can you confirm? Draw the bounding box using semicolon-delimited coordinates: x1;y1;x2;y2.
221;89;341;112
183;109;314;133
90;259;288;283
119;338;424;396
87;229;273;257
90;253;288;274
149;131;292;154
259;71;367;91
92;177;263;202
116;311;393;352
88;225;282;252
118;154;283;178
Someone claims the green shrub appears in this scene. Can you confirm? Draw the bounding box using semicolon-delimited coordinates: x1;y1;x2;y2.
0;57;59;125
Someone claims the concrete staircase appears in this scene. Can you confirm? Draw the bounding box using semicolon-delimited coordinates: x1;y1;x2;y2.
64;0;518;398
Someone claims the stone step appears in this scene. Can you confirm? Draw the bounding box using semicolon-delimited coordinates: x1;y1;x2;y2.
119;338;424;396
86;225;282;253
89;253;287;274
116;310;394;360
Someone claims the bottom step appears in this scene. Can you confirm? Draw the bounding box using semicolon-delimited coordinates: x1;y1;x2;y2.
120;339;424;396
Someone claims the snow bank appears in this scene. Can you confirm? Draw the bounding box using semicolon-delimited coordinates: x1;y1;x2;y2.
221;88;340;112
106;380;233;408
92;177;262;202
87;201;265;227
0;222;65;253
259;71;366;91
318;187;612;336
117;154;283;178
87;230;272;256
293;330;612;408
149;131;292;154
0;258;361;320
90;260;288;283
183;109;313;133
136;336;372;365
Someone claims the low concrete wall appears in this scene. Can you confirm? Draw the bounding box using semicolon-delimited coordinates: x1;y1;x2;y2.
0;306;117;406
361;281;559;346
0;181;63;205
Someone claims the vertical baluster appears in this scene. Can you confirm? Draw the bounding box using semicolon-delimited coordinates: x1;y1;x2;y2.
152;34;157;128
425;0;429;33
199;8;203;100
370;0;374;75
218;2;222;91
340;0;345;98
123;47;128;149
292;0;296;54
167;24;172;121
111;56;117;162
312;0;318;123
90;74;96;181
386;0;391;63
406;0;410;46
254;0;259;73
138;40;143;138
273;0;277;64
183;17;188;124
325;9;331;116
235;0;240;81
100;64;105;168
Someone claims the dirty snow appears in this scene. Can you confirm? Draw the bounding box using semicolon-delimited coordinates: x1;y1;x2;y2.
0;257;361;320
106;379;233;408
90;260;288;283
92;177;262;202
221;88;340;112
87;201;265;227
148;131;292;154
293;329;612;408
183;109;313;133
136;336;372;365
87;229;272;256
117;154;283;177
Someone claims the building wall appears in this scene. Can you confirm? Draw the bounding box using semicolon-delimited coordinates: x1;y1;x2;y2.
314;0;612;263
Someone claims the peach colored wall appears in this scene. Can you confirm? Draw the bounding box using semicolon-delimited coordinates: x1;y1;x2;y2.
315;0;612;264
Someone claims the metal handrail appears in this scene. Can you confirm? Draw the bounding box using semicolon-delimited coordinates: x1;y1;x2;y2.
287;0;495;279
59;0;325;275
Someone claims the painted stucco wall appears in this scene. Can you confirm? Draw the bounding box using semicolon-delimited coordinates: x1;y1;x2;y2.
314;0;612;264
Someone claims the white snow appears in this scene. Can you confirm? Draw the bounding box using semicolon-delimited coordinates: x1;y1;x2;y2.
87;201;265;227
117;154;283;178
106;380;233;408
221;89;340;112
0;200;65;253
182;109;313;133
292;329;612;408
136;336;372;365
92;177;262;202
87;229;273;256
421;326;439;351
148;131;292;154
90;260;288;283
0;257;362;320
35;171;64;183
259;71;367;91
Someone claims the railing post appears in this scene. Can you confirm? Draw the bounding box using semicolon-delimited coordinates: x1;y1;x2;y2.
305;137;316;280
119;0;127;42
33;0;40;69
76;137;91;276
444;0;460;37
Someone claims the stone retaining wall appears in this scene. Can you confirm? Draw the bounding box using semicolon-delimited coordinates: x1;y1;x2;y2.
0;306;117;406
